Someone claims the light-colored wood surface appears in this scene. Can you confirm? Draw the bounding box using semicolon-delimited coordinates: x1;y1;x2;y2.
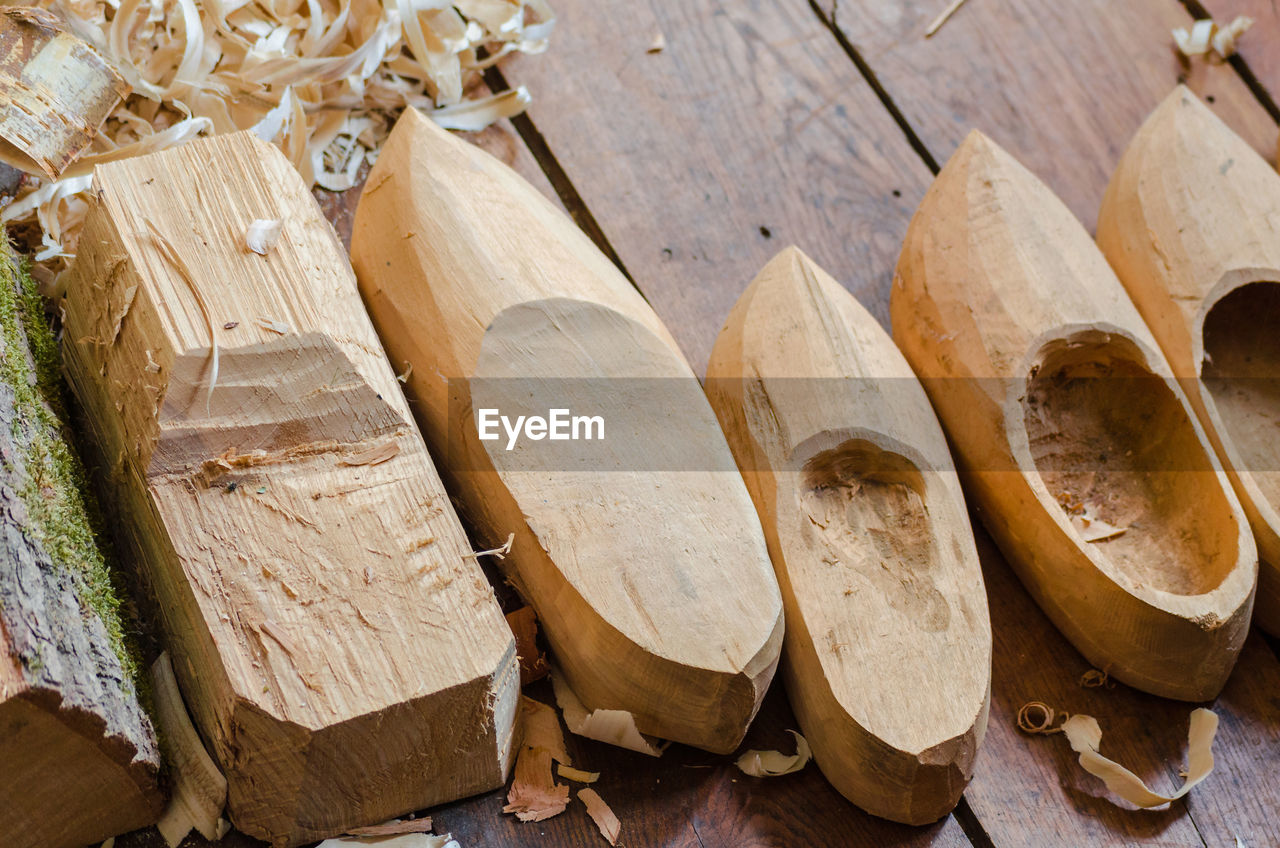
59;131;520;846
351;107;784;756
705;246;990;824
1099;86;1280;636
497;0;935;374
892;131;1256;701
815;0;1278;232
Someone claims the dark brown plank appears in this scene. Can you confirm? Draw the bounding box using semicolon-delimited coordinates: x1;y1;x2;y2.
116;679;970;848
497;0;934;374
815;0;1278;229
968;521;1280;848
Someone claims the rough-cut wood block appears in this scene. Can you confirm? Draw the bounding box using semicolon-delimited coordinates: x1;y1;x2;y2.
0;238;162;848
706;247;990;824
1099;86;1280;636
60;131;519;846
351;108;783;755
892;131;1256;701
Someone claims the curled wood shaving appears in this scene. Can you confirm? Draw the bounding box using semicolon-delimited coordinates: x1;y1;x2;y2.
5;0;556;271
465;531;515;560
318;834;460;847
646;32;664;53
577;788;621;846
521;695;571;766
1079;668;1113;689
151;653;228;847
550;667;667;757
1016;700;1068;734
245;218;283;254
557;764;599;783
1061;709;1219;808
1173;16;1252;59
1212;16;1253;57
344;818;433;837
503;744;569;822
735;730;811;777
396;360;413;383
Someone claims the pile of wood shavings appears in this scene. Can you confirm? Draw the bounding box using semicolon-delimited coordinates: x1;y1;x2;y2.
2;0;554;270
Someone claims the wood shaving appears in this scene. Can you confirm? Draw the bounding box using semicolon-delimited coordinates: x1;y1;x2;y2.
151;653;228;847
245;218;283;255
4;0;557;271
144;218;218;413
1060;708;1219;808
503;744;569;822
1079;668;1113;689
257;317;292;335
339;440;401;466
521;696;571;766
396;360;413;382
465;532;515;560
1173;17;1252;59
260;618;297;654
100;838;115;848
1016;700;1068;734
1212;16;1253;58
735;730;811;777
646;32;665;53
577;788;621;846
505;605;549;684
1070;502;1126;542
550;667;667;756
557;764;599;783
344;818;433;837
317;834;460;847
925;0;969;38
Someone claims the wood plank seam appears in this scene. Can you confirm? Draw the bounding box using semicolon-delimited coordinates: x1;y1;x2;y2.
481;64;639;287
1182;0;1280;120
811;0;943;172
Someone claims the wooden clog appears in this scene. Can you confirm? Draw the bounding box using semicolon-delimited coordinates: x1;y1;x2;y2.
706;247;991;824
1099;86;1280;635
892;131;1256;700
351;108;783;754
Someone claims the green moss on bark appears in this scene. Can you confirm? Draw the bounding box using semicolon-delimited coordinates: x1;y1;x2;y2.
0;238;141;685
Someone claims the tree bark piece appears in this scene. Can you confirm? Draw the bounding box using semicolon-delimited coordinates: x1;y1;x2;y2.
350;108;783;755
705;247;991;824
0;233;162;848
0;7;127;178
59;131;520;847
1099;86;1280;637
891;131;1256;701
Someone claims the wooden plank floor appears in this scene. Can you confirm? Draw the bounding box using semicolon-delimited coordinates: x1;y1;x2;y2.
115;0;1280;845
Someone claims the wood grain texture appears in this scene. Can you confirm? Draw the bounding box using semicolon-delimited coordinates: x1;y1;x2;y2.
351;108;783;756
815;0;1278;230
966;523;1280;848
1099;87;1280;635
892;132;1256;700
496;0;934;373
59;131;519;846
706;247;990;824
